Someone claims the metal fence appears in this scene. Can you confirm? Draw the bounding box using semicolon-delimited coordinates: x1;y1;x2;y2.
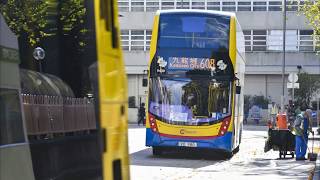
22;94;97;135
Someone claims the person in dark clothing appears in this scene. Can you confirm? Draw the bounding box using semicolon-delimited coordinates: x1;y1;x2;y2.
138;103;146;126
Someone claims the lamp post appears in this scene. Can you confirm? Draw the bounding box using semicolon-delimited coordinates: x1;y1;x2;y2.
281;0;287;113
33;47;45;73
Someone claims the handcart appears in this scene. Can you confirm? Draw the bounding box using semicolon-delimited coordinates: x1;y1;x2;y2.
267;129;296;159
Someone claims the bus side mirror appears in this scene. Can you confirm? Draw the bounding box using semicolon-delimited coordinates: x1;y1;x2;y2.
236;86;241;94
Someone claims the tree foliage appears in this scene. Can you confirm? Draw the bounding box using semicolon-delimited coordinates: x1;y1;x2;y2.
0;0;86;47
299;0;320;53
290;72;320;109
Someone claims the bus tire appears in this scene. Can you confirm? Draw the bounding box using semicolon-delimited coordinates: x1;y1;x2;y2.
152;147;163;156
233;145;240;154
225;151;233;159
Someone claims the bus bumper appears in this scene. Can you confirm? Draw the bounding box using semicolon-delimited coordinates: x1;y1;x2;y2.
145;128;232;152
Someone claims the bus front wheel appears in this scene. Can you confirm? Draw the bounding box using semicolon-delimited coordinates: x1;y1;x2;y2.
152;147;163;156
152;147;162;156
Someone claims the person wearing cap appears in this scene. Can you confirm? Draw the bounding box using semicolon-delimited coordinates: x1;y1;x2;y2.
293;109;313;160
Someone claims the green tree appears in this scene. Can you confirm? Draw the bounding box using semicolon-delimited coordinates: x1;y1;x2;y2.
290;72;320;109
299;0;320;53
0;0;86;47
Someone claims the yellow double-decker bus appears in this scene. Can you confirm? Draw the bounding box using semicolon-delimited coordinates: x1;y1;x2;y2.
146;10;245;157
0;0;129;179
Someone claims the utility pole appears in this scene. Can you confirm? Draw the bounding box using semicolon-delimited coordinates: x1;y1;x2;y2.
281;0;287;113
181;0;184;8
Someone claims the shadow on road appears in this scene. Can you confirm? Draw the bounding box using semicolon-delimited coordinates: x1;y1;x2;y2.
130;147;234;168
230;158;314;180
130;147;314;180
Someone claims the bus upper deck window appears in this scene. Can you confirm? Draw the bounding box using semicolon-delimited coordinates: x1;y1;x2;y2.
182;17;205;33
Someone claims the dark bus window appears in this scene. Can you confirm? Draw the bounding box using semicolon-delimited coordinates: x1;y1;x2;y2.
158;13;230;49
0;88;25;146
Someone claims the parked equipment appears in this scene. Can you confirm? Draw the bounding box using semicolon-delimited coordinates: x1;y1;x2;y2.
264;128;296;159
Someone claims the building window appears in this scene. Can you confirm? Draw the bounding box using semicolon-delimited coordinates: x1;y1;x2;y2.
176;0;190;9
121;30;152;51
0;88;25;146
268;1;282;11
118;0;129;12
207;1;220;10
238;1;251;11
252;30;267;51
253;1;267;11
192;1;205;9
146;1;160;12
121;30;130;51
146;30;152;50
299;30;314;52
161;0;175;10
287;1;298;11
267;30;298;51
243;30;252;51
131;30;145;51
222;1;236;11
131;0;145;12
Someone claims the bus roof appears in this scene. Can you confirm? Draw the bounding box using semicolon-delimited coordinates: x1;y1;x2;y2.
156;9;235;17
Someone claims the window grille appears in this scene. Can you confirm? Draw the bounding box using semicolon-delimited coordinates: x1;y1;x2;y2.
131;0;145;12
207;0;221;10
299;30;314;52
268;1;282;11
121;30;130;51
146;1;160;11
222;1;236;11
253;1;267;11
192;0;205;9
118;0;130;12
252;30;267;51
238;1;251;11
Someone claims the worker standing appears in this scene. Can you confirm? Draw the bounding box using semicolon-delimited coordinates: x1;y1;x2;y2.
293;109;313;160
270;102;279;128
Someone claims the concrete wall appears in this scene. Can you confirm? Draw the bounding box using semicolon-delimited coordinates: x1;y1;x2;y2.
119;11;311;30
120;9;319;104
244;74;289;105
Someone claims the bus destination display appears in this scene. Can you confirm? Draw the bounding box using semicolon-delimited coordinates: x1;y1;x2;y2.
167;57;216;71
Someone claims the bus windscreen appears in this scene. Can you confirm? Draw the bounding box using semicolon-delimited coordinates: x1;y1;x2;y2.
149;77;232;125
158;13;230;49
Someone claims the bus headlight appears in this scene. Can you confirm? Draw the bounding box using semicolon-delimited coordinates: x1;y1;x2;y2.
218;117;231;136
149;113;158;133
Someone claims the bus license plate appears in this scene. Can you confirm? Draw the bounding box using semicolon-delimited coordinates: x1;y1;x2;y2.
178;142;197;147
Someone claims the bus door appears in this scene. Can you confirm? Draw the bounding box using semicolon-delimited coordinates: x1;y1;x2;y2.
233;82;241;148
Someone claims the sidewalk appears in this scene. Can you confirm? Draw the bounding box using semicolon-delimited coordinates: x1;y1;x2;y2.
311;127;320;180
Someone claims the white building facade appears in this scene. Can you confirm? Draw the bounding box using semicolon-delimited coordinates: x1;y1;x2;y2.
118;0;320;112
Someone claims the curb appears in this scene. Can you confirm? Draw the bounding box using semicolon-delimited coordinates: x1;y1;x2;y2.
311;153;320;180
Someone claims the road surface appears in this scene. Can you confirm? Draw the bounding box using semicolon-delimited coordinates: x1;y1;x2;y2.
129;125;316;180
